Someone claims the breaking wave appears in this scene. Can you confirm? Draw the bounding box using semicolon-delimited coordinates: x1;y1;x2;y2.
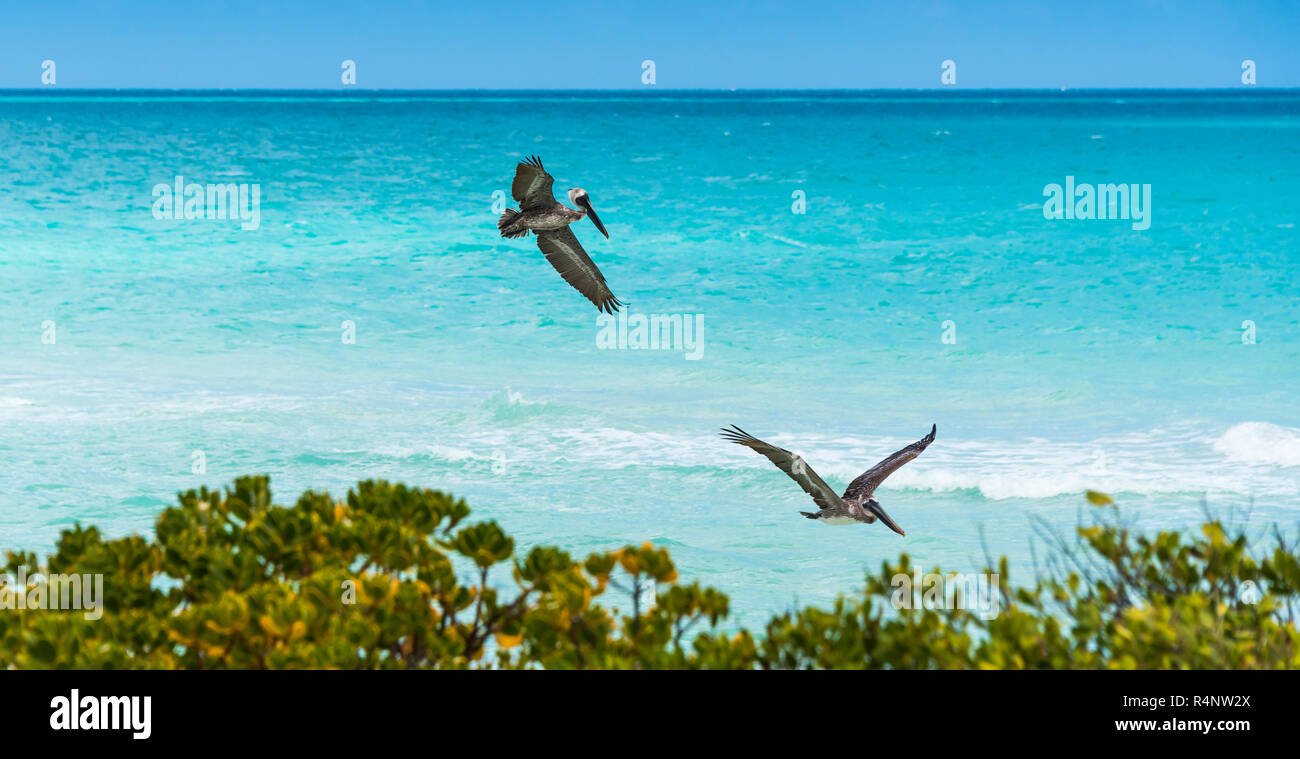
1212;422;1300;468
357;418;1300;501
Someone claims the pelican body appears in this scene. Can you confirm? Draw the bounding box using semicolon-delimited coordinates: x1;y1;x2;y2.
721;424;938;536
498;156;621;313
500;188;598;236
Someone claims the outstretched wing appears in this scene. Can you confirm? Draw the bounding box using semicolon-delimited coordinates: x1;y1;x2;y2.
842;424;936;500
534;227;623;314
512;155;556;210
721;425;844;511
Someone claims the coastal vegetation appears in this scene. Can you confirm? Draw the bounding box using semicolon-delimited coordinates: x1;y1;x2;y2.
2;476;1297;669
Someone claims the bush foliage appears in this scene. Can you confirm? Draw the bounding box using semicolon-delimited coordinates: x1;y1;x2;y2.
1;476;1297;669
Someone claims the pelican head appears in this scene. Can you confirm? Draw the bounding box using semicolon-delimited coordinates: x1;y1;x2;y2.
568;188;608;239
864;497;906;536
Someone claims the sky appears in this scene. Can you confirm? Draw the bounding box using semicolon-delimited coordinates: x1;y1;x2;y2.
1;0;1297;89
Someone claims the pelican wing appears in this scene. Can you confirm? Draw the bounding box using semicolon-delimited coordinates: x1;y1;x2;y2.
721;425;844;512
512;155;557;210
842;424;936;500
534;227;623;314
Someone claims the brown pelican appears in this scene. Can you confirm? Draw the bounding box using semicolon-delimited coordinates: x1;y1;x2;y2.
720;424;937;535
498;155;622;314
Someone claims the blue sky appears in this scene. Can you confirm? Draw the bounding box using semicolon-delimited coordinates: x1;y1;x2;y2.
2;0;1297;88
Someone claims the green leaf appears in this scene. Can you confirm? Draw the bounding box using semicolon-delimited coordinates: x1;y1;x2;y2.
1085;490;1114;506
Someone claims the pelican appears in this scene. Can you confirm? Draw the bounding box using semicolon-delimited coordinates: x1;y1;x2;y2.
720;424;937;535
497;155;622;314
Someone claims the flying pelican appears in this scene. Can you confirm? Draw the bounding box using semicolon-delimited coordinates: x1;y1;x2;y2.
720;424;937;535
497;155;622;314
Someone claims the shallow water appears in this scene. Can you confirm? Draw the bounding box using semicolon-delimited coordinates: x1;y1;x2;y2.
1;90;1297;629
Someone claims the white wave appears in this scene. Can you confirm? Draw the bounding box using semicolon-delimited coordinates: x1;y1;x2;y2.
0;397;35;418
1213;422;1300;468
426;445;479;463
434;422;1300;501
765;234;808;248
487;387;546;408
770;426;1300;500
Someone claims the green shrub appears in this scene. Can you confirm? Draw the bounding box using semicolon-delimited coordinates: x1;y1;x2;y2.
1;477;1296;669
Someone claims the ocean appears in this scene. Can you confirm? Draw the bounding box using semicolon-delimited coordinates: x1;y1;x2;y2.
1;89;1297;630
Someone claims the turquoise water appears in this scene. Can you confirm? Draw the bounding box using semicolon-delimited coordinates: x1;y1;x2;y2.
1;90;1297;630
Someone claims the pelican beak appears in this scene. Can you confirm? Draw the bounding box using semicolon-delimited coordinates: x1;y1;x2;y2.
867;501;906;536
577;196;609;239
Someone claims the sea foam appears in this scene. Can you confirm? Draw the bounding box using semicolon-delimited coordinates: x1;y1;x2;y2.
1213;422;1300;468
